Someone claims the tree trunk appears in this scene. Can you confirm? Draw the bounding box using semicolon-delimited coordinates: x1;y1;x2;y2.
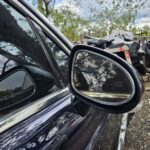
38;0;44;14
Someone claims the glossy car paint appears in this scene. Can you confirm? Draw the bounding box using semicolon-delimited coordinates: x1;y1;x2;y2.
0;0;123;150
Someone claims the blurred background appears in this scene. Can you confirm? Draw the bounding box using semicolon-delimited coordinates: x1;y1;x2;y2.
26;0;149;42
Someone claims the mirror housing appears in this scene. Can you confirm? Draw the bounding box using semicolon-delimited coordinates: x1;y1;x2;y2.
69;45;144;113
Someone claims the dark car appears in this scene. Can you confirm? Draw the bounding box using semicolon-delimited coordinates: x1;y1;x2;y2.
0;1;144;150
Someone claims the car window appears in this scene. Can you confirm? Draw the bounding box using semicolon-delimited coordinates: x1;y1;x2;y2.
0;1;59;116
44;33;69;81
33;22;69;83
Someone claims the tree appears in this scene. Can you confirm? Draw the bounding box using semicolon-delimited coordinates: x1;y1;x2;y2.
37;0;81;17
50;6;89;41
0;2;49;67
89;0;147;37
37;0;56;17
31;0;88;42
34;0;147;39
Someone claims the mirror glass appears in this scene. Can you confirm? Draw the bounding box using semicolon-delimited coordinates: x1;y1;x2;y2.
72;50;135;105
0;70;35;110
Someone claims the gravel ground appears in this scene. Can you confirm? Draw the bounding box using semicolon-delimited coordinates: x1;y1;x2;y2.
124;91;150;150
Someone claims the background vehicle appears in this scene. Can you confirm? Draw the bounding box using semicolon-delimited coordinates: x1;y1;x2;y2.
0;1;143;150
86;33;147;75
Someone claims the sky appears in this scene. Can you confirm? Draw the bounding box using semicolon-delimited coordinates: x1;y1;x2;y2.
26;0;150;28
58;0;150;28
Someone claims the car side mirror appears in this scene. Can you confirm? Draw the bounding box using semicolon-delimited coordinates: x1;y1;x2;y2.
69;45;144;113
0;70;35;111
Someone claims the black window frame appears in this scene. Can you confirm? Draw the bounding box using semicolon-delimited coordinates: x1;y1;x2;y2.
30;21;69;87
27;18;64;88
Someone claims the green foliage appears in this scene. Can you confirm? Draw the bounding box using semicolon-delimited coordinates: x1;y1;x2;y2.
92;0;147;37
35;0;148;39
35;0;89;42
143;25;150;36
50;7;89;41
38;0;45;14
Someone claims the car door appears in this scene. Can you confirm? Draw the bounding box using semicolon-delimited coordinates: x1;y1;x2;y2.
0;1;123;150
0;1;81;149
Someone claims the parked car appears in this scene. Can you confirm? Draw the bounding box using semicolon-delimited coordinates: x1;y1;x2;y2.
0;0;144;150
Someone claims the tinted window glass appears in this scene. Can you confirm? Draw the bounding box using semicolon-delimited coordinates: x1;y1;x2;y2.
33;22;69;81
0;1;59;115
46;36;69;79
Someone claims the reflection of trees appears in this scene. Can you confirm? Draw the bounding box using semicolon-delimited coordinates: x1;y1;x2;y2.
74;51;132;94
39;28;69;78
0;71;34;110
0;86;34;98
0;87;22;97
0;49;29;75
1;59;9;74
52;46;68;77
0;54;16;75
74;51;116;92
0;1;59;113
32;21;69;79
0;2;49;70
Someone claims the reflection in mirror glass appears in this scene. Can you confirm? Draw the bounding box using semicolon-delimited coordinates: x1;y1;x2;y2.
0;71;35;110
72;50;135;105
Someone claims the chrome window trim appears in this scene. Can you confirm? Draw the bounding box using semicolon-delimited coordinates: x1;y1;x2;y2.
0;87;70;133
11;0;71;55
